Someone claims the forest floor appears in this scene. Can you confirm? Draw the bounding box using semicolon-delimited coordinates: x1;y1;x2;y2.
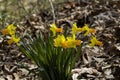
0;0;120;80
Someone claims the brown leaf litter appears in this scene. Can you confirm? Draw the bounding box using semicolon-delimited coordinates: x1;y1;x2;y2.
0;0;120;80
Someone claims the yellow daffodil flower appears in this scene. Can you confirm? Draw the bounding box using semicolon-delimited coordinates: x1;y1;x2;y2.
82;24;90;36
50;23;63;36
7;35;20;45
2;24;16;36
54;34;81;48
89;29;96;34
67;36;81;48
72;23;83;36
1;29;8;35
54;35;67;48
82;24;96;36
6;24;16;35
89;36;103;47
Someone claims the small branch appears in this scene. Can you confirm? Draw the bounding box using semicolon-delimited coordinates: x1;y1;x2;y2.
48;0;56;23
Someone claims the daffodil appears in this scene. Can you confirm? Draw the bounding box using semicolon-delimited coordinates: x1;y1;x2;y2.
1;29;8;35
54;34;82;48
89;36;103;47
7;35;20;45
66;36;81;48
6;24;16;35
54;35;67;48
72;23;83;36
2;24;16;36
82;24;96;36
50;23;63;36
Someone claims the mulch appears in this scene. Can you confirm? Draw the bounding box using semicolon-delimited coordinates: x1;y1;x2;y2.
0;0;120;80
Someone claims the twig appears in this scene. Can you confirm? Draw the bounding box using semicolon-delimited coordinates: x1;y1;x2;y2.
48;0;56;23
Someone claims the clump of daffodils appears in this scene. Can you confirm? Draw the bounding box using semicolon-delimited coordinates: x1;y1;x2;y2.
50;23;103;48
15;22;103;80
1;24;20;45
